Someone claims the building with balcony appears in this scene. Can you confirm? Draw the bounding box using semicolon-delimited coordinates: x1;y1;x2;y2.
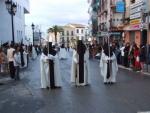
124;0;150;47
60;23;88;47
98;0;125;44
0;0;30;44
89;0;99;37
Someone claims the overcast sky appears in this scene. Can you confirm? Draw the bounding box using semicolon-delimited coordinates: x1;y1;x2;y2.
25;0;89;32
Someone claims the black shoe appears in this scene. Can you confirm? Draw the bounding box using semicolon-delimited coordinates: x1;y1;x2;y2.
55;86;62;89
46;87;50;90
0;83;4;85
104;82;107;85
110;82;115;85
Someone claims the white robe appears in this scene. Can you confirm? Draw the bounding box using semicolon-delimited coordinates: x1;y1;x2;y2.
40;53;50;88
99;51;118;83
48;54;62;87
32;47;37;59
71;49;90;86
59;48;67;59
23;51;28;68
20;51;28;68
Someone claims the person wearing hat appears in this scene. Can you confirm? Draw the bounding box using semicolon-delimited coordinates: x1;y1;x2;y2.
47;42;62;89
99;42;118;84
40;47;50;89
71;37;90;86
59;44;67;60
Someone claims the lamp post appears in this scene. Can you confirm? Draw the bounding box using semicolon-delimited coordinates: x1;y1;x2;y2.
31;23;35;46
39;30;42;46
5;0;17;44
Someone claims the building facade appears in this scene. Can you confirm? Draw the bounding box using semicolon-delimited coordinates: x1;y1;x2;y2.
89;0;150;47
98;0;125;44
0;0;29;44
124;0;150;47
60;23;88;47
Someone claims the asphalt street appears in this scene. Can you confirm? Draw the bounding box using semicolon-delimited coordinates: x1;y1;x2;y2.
0;51;150;113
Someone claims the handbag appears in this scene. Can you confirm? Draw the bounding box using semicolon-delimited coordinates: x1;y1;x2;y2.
136;56;139;62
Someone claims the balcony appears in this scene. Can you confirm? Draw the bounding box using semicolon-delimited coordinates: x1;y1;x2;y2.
125;6;130;19
110;0;116;8
24;0;30;13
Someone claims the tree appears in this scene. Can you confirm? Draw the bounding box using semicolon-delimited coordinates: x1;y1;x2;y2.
47;25;63;44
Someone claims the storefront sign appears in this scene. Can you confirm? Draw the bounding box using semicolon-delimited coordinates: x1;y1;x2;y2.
130;24;140;30
116;1;125;13
110;32;121;35
130;19;141;25
130;6;142;15
100;32;108;36
130;12;141;19
130;0;143;9
130;0;144;20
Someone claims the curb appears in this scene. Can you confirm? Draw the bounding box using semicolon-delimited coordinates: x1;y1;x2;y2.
118;65;150;76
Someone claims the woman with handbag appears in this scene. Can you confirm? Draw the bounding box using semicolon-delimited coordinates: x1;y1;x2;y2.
133;45;141;71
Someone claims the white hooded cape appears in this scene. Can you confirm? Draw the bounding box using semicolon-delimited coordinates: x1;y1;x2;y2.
71;49;90;86
99;51;118;83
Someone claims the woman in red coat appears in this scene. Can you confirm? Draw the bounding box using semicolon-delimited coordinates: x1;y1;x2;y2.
133;45;141;71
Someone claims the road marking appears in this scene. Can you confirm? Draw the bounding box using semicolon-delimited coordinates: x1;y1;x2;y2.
138;111;150;113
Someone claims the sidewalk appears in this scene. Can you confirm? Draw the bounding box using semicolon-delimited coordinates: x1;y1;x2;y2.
118;64;150;76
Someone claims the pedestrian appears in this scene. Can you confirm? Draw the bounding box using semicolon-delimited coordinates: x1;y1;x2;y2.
23;45;28;68
70;39;90;86
124;43;130;67
48;42;62;89
59;44;67;60
0;47;8;73
120;44;125;66
133;45;141;71
139;45;146;72
13;46;21;80
32;45;37;60
20;45;25;68
67;44;70;51
40;47;50;89
7;43;15;79
99;43;118;84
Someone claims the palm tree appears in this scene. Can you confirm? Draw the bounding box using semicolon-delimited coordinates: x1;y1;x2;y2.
47;25;63;44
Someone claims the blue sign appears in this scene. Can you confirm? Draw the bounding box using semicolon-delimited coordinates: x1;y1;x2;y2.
116;1;125;13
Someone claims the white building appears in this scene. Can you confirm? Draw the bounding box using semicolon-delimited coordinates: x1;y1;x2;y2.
0;0;29;44
61;23;89;47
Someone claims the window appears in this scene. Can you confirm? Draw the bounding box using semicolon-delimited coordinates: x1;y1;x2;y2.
76;29;79;33
81;29;84;33
62;31;64;35
67;31;69;36
130;0;135;3
71;31;74;36
67;37;69;42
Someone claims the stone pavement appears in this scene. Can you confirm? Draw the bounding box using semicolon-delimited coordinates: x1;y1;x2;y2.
0;52;150;113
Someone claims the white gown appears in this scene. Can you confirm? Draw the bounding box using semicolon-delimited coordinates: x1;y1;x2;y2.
71;49;90;86
59;48;67;59
40;53;50;88
32;47;37;59
48;54;62;87
23;51;28;68
99;51;118;83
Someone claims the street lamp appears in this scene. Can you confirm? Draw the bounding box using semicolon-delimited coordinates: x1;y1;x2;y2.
31;23;35;46
5;0;17;44
39;30;42;46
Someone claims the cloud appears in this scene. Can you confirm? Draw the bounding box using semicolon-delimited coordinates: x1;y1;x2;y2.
25;0;89;32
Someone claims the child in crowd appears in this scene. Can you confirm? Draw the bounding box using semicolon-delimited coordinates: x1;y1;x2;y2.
13;46;21;80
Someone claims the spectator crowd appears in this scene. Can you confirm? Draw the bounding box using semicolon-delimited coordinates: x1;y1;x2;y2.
0;42;41;81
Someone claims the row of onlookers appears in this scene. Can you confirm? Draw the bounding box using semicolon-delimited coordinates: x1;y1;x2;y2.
89;41;150;72
0;42;40;80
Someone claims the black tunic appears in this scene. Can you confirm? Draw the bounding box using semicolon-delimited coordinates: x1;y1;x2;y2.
48;42;57;88
77;40;86;84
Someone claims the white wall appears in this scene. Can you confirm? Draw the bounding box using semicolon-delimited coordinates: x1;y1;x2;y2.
0;0;29;44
